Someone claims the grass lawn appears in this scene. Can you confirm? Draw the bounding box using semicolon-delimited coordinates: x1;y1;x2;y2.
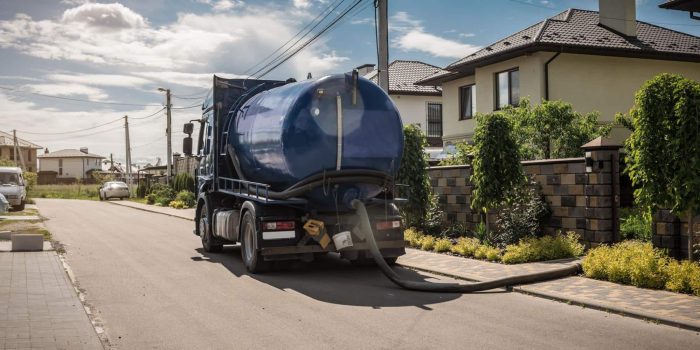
28;184;101;200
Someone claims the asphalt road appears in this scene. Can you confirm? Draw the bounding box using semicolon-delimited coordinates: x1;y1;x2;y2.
37;199;699;350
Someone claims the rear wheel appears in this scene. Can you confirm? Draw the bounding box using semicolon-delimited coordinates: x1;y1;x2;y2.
240;211;270;273
15;201;25;212
199;202;223;253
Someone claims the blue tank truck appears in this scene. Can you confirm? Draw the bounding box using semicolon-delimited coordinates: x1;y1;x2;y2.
181;72;407;273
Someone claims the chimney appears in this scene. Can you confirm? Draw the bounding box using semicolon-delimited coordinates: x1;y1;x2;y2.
80;147;88;154
44;148;49;154
599;0;637;37
355;63;376;76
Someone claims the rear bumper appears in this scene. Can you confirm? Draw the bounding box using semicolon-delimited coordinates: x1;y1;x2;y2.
260;239;405;256
6;197;22;206
104;190;130;198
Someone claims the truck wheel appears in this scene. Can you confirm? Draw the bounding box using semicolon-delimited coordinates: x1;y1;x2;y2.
199;202;223;253
240;211;270;273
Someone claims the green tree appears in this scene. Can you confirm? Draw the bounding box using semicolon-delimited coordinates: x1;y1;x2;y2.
0;159;16;167
471;112;524;229
505;99;610;160
626;73;700;260
438;141;474;166
396;124;432;229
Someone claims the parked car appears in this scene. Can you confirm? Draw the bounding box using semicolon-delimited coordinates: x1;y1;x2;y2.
99;181;130;200
0;167;27;211
0;193;9;214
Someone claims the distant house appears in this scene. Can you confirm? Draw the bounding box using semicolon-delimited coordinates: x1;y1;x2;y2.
417;0;700;146
0;130;42;172
38;148;105;183
363;60;444;147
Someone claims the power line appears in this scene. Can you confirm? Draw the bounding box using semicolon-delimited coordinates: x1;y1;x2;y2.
0;85;163;107
29;124;125;143
132;135;166;149
171;103;202;110
257;0;367;78
171;94;207;100
129;107;166;120
243;0;348;77
14;107;165;136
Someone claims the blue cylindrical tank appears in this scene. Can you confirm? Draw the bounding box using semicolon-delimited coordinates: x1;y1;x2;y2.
229;73;403;204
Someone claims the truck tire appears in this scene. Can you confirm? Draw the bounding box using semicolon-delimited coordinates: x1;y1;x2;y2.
199;202;223;253
240;210;270;273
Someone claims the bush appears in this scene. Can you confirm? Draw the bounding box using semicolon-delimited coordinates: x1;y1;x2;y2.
450;237;481;257
396;125;432;229
23;172;37;191
665;260;700;296
174;190;196;208
173;173;196;193
433;238;452;253
136;182;148;198
619;207;652;241
168;200;188;209
473;245;501;262
502;232;584;264
494;184;550;248
420;236;436;251
404;228;424;248
438;142;474;166
148;183;176;206
582;241;668;289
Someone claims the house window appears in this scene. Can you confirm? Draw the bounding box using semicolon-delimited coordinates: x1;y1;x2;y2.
426;102;443;138
58;159;63;175
495;68;519;109
459;85;476;120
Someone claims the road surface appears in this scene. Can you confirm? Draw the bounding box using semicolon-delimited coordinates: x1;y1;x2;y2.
37;199;699;350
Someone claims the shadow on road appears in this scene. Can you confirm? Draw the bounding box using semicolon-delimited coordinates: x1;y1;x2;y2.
191;246;505;309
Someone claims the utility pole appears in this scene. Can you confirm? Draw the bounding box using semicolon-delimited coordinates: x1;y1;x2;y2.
159;88;173;185
377;0;389;93
12;130;25;171
124;116;133;186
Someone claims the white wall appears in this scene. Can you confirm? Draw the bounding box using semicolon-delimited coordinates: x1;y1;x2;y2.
39;157;102;179
390;94;443;135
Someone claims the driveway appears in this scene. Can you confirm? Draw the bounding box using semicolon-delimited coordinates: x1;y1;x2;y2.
36;199;700;349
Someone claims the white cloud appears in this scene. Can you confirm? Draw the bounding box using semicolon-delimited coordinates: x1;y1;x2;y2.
134;71;245;89
46;73;153;88
24;83;109;101
61;2;146;29
293;0;312;8
390;12;479;59
459;32;476;38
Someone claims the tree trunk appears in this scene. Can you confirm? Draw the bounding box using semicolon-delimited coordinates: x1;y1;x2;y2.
689;209;695;261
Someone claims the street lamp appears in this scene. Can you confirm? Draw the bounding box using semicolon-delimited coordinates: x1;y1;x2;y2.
158;87;172;185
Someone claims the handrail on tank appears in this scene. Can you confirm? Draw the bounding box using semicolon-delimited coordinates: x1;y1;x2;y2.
218;177;272;202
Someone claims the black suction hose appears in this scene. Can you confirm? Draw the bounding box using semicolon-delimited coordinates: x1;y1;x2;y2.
351;199;582;293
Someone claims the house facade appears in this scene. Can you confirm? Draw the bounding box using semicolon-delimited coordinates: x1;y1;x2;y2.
0;130;42;172
417;0;700;146
363;60;443;147
38;148;105;183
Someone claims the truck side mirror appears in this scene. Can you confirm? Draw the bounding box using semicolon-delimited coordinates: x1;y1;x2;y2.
183;137;193;156
183;122;194;135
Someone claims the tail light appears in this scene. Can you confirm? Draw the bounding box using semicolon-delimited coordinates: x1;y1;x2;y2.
263;221;295;231
376;220;401;231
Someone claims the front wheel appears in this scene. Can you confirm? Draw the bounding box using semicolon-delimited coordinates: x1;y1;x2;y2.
240;211;270;273
199;202;223;253
15;201;25;211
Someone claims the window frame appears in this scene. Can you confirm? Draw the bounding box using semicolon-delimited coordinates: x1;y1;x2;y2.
425;101;443;138
494;68;520;110
458;84;476;120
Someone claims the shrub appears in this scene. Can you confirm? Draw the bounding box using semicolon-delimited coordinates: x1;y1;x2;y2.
174;191;196;208
619;207;652;241
582;241;668;289
169;200;188;209
665;260;700;296
433;238;452;253
450;237;481;257
148;183;176;206
502;232;584;264
23;172;37;191
396;125;432;229
173;173;196;193
404;228;424;248
420;235;436;251
136;182;148;198
494;184;550;248
474;245;501;261
438;141;474;166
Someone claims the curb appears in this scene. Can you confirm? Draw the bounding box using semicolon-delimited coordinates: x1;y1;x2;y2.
107;201;194;221
396;262;700;333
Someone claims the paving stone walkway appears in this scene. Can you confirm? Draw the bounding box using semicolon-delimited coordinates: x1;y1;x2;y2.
397;248;700;331
107;200;194;221
0;251;103;350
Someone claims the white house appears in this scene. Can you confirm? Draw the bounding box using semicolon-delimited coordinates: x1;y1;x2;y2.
362;60;444;147
38;148;105;181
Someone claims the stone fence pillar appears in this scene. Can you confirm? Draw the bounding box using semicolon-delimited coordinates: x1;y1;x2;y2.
581;137;622;248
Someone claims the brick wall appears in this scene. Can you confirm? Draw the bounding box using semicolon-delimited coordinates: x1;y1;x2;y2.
427;140;622;247
653;210;700;259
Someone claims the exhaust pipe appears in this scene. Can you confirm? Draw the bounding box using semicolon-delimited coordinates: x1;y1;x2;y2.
351;199;581;293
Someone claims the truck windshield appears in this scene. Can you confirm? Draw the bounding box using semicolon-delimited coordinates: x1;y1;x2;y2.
0;173;19;186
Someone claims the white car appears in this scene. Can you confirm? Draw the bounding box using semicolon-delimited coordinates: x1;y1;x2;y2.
0;167;27;211
99;181;130;200
0;193;9;214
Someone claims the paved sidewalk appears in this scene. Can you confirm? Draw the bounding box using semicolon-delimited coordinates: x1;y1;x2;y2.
107;200;195;221
0;251;103;349
397;248;700;331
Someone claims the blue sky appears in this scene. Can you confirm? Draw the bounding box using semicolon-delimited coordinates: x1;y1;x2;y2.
1;0;698;165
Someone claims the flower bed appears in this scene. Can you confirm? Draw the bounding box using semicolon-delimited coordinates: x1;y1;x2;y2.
404;228;584;264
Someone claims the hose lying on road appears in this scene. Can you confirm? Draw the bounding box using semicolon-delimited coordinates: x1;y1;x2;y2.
351;199;582;293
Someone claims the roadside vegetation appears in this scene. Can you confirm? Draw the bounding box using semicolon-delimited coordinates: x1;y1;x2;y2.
29;184;101;200
137;173;197;209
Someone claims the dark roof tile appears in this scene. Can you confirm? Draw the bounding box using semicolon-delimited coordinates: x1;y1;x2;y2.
366;60;442;95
